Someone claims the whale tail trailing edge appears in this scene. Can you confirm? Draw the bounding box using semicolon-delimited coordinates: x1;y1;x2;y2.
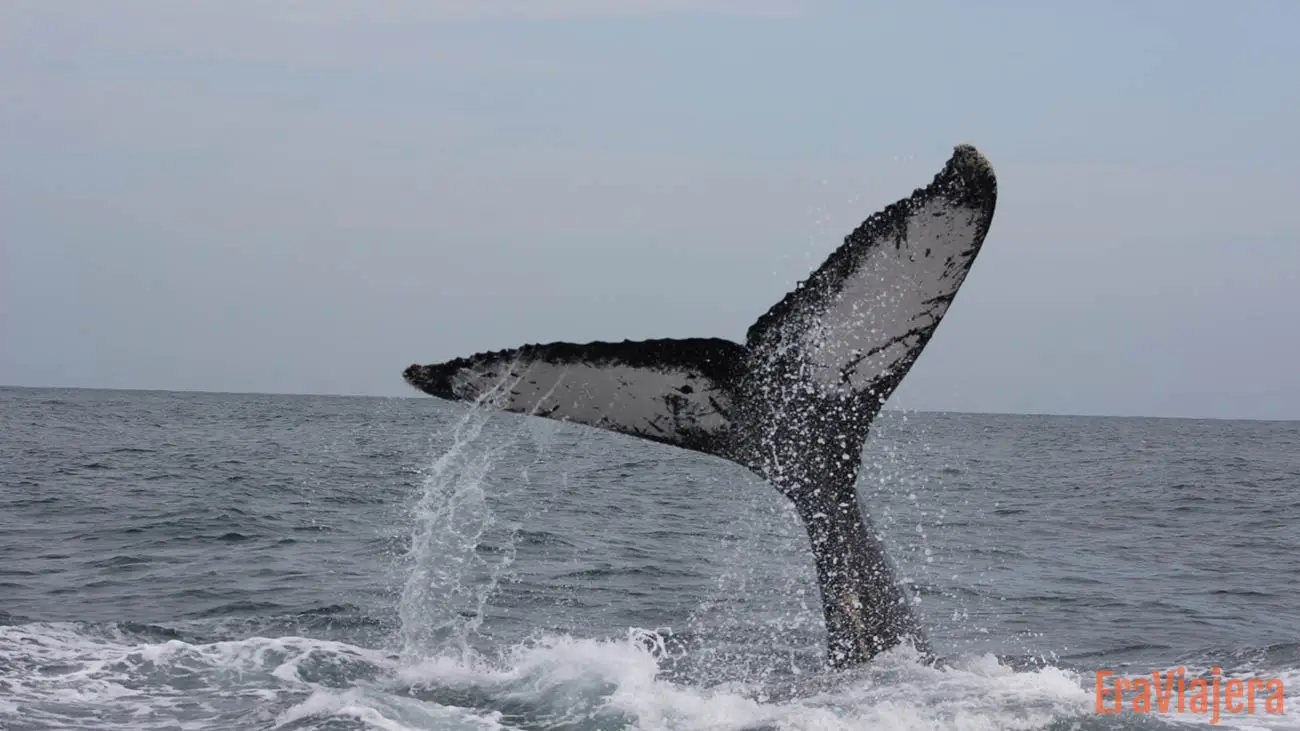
402;337;746;457
403;144;998;667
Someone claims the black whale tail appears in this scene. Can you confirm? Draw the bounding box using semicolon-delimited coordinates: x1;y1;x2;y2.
403;144;998;668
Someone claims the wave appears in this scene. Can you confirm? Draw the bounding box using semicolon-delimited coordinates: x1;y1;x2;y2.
0;619;1117;731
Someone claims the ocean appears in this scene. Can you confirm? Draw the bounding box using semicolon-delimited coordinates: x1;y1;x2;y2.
1;386;1296;730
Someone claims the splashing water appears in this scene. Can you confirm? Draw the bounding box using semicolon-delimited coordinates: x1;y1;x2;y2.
375;397;1214;730
398;379;525;663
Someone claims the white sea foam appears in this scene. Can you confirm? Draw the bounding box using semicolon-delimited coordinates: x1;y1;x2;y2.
275;687;507;731
0;622;402;730
6;609;1298;729
394;629;1099;731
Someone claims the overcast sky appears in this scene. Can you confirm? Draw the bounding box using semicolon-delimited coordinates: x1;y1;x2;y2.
2;1;1297;419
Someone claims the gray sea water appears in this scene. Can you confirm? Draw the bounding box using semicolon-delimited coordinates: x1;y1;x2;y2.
1;386;1297;730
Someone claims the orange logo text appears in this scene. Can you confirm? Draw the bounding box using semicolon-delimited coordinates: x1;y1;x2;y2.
1096;668;1284;724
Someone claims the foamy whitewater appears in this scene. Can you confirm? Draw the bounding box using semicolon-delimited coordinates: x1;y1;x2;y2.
2;387;1297;729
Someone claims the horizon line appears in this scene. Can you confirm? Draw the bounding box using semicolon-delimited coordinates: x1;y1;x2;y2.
2;383;1296;424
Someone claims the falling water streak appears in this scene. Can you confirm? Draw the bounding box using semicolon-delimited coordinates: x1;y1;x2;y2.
398;373;527;663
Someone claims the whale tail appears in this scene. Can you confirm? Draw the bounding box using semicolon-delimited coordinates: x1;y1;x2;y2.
403;145;998;667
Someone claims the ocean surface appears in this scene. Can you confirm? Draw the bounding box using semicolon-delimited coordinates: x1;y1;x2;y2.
1;386;1297;730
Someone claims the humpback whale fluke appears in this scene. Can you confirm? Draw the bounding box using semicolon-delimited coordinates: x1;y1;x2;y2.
404;144;998;668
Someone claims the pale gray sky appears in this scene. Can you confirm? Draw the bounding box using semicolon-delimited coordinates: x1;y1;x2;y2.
2;1;1297;419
